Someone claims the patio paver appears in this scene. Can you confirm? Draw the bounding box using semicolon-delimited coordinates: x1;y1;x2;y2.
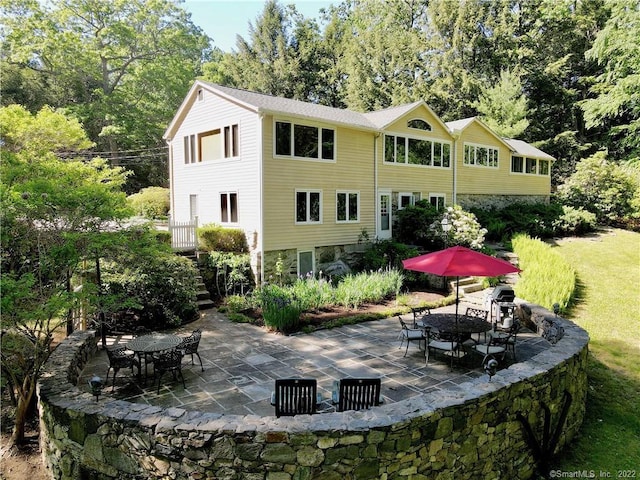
79;295;551;416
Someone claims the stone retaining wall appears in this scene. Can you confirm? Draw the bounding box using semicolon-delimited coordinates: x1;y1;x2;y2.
38;304;589;480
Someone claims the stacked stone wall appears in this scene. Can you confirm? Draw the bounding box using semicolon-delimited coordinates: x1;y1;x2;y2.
38;305;589;480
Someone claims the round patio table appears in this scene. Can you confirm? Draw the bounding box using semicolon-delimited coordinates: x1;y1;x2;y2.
420;313;492;336
127;333;182;381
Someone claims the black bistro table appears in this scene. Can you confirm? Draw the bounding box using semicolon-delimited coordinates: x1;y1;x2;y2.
127;333;182;381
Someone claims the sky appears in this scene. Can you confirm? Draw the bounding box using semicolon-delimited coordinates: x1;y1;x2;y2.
182;0;335;52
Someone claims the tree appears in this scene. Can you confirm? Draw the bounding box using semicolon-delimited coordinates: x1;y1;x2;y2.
207;0;322;102
339;0;430;111
556;151;639;225
474;69;530;138
1;0;210;190
580;0;640;162
0;105;130;446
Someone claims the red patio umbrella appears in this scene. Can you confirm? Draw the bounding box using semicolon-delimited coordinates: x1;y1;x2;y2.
402;246;520;322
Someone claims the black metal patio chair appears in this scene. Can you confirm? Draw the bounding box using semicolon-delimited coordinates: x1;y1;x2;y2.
333;378;382;412
153;349;185;394
272;378;318;417
105;345;139;391
177;328;204;371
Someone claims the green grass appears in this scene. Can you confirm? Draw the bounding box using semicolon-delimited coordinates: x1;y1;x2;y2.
550;229;640;471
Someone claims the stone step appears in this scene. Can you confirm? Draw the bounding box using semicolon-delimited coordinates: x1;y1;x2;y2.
197;298;215;310
197;289;211;301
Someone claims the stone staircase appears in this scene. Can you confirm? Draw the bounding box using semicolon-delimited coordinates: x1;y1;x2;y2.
179;252;215;310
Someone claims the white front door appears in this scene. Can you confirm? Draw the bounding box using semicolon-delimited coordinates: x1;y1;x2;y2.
377;190;392;239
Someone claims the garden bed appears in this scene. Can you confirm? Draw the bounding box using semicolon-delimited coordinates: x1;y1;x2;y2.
237;289;448;331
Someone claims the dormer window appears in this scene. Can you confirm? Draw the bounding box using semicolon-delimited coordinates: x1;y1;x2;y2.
407;119;431;131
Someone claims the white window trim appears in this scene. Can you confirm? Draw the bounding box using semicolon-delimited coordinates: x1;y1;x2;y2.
407;118;432;131
398;192;415;210
297;250;315;277
336;190;360;223
538;159;551;176
384;133;452;168
463;142;500;168
295;189;323;225
220;191;239;224
273;119;337;163
429;193;446;210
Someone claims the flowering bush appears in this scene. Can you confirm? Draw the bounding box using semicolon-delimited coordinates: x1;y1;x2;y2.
430;205;487;249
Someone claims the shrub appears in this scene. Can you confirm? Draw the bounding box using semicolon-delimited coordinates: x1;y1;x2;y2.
360;240;419;271
152;230;171;245
472;202;564;240
203;251;253;299
553;206;597;235
557;152;638;225
127;187;170;219
394;200;440;247
101;253;199;328
511;233;576;312
198;224;247;252
431;205;487;249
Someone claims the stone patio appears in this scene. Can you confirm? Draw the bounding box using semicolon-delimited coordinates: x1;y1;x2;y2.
79;292;551;417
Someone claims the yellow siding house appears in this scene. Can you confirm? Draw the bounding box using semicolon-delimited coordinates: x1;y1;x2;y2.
164;81;554;283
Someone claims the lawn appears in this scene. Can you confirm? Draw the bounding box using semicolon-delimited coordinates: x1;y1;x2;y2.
550;228;640;471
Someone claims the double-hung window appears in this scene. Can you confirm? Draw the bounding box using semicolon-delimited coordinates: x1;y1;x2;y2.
220;192;238;223
336;191;359;222
511;155;524;173
296;190;322;224
526;157;537;174
429;194;445;210
184;134;196;164
276;121;335;161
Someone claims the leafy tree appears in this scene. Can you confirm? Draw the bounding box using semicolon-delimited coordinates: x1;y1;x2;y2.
556;151;639;225
339;0;430;111
580;0;640;162
0;105;132;446
1;0;210;190
474;69;530;138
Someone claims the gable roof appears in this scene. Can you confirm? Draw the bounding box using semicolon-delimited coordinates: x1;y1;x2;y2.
504;139;555;161
445;116;516;152
165;81;449;140
164;82;553;162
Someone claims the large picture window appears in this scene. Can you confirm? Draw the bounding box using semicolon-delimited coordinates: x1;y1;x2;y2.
276;121;334;160
385;135;450;167
464;144;499;168
220;192;238;223
336;191;359;222
296;190;322;224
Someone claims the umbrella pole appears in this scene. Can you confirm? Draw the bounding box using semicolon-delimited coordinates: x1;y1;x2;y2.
455;276;460;321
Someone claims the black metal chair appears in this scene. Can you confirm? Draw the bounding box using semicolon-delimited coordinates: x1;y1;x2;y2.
105;345;139;391
398;317;426;356
272;378;318;417
465;307;490;342
177;329;203;371
153;349;185;394
411;306;431;328
334;378;382;412
425;327;460;369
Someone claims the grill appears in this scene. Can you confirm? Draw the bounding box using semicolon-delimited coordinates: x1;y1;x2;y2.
491;285;515;303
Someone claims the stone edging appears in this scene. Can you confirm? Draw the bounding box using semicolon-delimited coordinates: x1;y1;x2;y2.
38;303;589;479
